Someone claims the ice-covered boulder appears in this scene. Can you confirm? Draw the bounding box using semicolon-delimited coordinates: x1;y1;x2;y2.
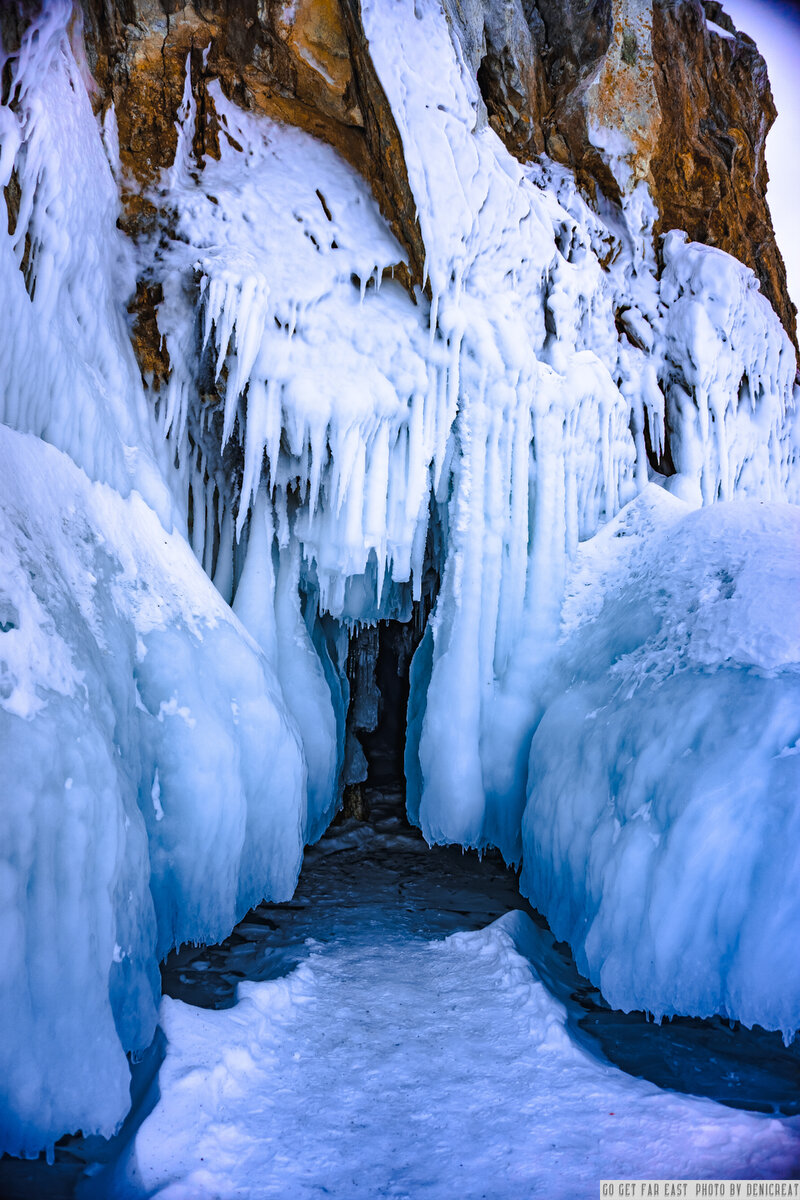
521;488;800;1039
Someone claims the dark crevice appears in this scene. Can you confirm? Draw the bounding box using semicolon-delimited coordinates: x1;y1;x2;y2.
644;406;676;478
359;618;419;788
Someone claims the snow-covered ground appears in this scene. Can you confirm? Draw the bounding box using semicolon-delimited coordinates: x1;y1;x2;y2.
34;791;789;1199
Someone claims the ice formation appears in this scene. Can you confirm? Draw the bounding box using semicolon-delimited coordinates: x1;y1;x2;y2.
0;424;306;1157
149;0;799;859
0;0;799;1157
0;6;306;1156
521;488;800;1038
0;4;172;521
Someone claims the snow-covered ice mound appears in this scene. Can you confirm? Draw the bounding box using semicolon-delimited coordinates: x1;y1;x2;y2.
0;426;306;1157
521;488;800;1039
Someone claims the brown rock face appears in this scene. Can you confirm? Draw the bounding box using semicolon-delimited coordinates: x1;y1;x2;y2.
73;0;427;384
470;0;795;346
80;0;423;270
650;1;795;345
537;0;661;202
82;0;362;186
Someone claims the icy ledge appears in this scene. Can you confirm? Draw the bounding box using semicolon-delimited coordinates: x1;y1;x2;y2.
521;487;800;1041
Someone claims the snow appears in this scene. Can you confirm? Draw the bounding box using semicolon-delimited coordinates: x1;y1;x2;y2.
521;488;800;1039
706;18;736;41
0;423;306;1159
94;802;800;1199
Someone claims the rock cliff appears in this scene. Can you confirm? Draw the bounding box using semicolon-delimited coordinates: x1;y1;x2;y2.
445;0;795;344
4;0;789;358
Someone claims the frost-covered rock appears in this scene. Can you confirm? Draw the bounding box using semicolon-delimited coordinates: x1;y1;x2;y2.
520;489;800;1039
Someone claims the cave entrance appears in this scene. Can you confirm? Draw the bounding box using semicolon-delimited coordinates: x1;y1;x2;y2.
342;609;428;814
359;620;416;786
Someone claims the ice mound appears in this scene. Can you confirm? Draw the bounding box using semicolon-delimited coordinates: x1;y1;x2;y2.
521;488;800;1039
0;425;305;1158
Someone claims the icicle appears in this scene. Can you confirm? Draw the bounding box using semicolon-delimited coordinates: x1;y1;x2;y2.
213;504;235;603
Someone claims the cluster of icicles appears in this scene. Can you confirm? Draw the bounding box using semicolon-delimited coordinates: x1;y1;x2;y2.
147;4;798;856
0;0;796;874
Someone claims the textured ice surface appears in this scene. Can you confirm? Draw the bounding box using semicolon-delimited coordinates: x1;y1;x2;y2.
154;77;434;613
0;8;313;1158
233;490;338;843
521;488;800;1038
0;2;173;523
364;0;798;862
659;231;798;505
147;0;799;867
0;428;305;1158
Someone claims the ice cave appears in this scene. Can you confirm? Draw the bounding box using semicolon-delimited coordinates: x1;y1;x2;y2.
0;0;799;1194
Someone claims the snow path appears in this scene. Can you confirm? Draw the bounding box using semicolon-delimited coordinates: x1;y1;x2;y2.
119;934;800;1198
89;789;800;1199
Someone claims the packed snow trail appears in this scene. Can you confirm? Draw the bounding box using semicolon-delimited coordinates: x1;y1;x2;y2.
70;790;800;1200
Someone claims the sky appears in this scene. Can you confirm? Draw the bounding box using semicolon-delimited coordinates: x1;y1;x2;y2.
719;0;800;329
